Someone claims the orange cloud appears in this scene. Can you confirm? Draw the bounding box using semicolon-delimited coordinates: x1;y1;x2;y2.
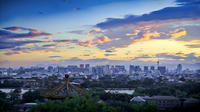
4;51;23;56
53;40;71;43
45;37;52;40
78;40;93;47
31;30;41;33
170;28;187;38
9;27;20;31
96;36;111;44
126;30;140;36
89;27;104;34
135;31;160;41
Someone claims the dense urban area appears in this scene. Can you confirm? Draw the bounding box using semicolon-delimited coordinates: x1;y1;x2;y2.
0;64;200;112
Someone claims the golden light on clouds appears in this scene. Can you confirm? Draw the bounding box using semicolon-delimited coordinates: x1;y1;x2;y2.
170;28;187;38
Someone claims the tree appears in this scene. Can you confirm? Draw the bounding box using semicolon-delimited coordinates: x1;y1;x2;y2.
22;90;43;103
0;91;14;112
10;88;21;104
133;102;158;112
31;94;116;112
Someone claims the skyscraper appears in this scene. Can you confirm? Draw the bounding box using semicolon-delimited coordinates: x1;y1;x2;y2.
129;65;135;74
80;64;84;68
176;64;182;74
150;66;155;71
158;66;166;75
144;66;148;72
85;64;90;69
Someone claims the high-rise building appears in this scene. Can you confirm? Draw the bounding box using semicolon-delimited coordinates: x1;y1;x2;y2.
92;67;97;75
150;66;155;71
68;65;78;73
48;66;54;72
80;64;84;68
115;65;126;73
129;65;135;74
135;66;141;72
96;66;104;75
104;65;110;74
144;66;148;72
176;64;182;74
85;64;90;69
158;66;166;75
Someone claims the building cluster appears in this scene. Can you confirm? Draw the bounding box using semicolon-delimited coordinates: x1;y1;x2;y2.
0;64;200;82
130;96;199;111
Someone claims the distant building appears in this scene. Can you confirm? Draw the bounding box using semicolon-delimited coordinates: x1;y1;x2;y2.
115;65;126;73
131;96;181;111
144;66;148;72
176;64;182;74
150;66;155;71
68;65;78;73
158;66;166;75
145;96;180;111
48;66;53;72
80;64;84;68
104;65;110;74
85;64;90;69
135;66;141;72
92;67;97;75
129;65;135;74
196;69;200;74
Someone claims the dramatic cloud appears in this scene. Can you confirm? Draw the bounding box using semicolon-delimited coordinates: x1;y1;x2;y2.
185;44;200;48
1;27;52;39
105;50;114;53
53;36;120;47
49;56;62;58
0;40;43;49
3;43;58;56
53;39;72;43
96;4;200;29
170;28;187;38
0;26;52;50
85;0;200;50
104;54;116;56
4;51;23;56
42;44;56;48
176;0;200;5
156;53;200;62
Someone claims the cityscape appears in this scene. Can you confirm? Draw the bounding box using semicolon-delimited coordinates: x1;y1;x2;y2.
0;0;200;112
1;63;200;81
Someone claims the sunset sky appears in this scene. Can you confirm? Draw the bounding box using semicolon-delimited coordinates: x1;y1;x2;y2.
0;0;200;68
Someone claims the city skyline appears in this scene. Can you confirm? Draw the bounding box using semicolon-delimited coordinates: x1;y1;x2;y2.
0;0;200;68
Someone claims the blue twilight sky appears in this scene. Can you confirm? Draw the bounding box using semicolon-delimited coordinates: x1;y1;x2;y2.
0;0;200;69
0;0;176;32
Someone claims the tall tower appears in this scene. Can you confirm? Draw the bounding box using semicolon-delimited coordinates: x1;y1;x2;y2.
176;64;182;74
157;56;160;69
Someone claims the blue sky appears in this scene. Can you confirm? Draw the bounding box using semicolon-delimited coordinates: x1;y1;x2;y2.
0;0;176;32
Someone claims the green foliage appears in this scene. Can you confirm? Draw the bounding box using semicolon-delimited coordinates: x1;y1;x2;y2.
0;91;17;112
22;90;44;103
31;94;116;112
10;89;21;104
98;92;132;102
133;102;158;112
133;81;200;99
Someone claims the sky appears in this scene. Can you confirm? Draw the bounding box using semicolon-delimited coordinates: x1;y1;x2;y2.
0;0;200;69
